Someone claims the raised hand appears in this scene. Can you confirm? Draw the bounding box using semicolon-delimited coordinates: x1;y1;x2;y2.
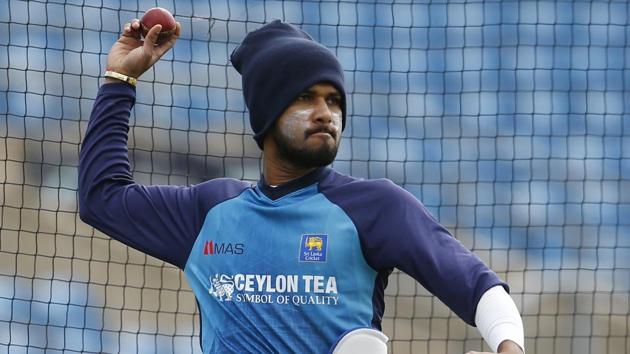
106;19;181;80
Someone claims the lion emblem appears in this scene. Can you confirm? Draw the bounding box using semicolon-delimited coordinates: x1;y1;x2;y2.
305;236;323;251
208;274;235;301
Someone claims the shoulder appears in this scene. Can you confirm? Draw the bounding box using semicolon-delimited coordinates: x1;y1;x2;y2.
192;177;251;206
196;177;252;190
320;170;419;209
319;170;441;271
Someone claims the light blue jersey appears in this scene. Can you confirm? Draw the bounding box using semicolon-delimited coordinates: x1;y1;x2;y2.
185;184;376;352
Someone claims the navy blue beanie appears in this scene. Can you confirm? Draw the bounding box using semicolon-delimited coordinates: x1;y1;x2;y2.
230;20;346;149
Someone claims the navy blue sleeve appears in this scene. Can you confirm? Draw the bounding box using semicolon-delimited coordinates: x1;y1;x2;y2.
321;174;507;326
79;83;249;269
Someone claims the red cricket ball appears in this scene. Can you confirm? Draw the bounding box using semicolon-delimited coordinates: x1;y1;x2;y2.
140;7;176;44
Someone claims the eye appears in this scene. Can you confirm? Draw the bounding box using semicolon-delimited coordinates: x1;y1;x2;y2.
297;93;311;101
326;95;342;106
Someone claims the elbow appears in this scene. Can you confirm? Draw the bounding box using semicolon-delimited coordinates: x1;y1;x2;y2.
78;191;96;225
78;179;101;226
77;169;104;225
79;192;108;229
78;177;131;226
78;163;93;223
78;203;91;223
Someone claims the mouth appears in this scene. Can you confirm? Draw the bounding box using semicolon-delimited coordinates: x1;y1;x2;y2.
310;132;333;138
306;128;336;140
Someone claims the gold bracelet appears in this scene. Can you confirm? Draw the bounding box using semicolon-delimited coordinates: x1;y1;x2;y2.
104;70;138;86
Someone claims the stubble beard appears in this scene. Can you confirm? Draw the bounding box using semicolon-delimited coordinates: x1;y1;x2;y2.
271;127;339;169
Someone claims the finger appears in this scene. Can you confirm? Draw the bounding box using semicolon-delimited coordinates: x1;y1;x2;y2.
131;19;141;31
122;19;142;39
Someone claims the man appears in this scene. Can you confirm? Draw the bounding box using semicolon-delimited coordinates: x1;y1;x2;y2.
79;19;525;354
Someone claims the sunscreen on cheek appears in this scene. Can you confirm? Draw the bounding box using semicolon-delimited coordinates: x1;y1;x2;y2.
280;109;314;141
331;111;342;131
292;108;314;122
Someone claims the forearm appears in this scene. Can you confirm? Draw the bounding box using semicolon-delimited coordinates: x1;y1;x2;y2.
78;83;136;219
475;285;525;353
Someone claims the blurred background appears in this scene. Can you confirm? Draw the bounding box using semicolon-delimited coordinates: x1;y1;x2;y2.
1;0;629;353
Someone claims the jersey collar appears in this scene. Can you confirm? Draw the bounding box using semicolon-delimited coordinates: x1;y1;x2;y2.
258;167;332;200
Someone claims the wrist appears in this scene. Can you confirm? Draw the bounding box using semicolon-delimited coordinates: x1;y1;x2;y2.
103;69;137;86
497;339;524;354
103;77;128;85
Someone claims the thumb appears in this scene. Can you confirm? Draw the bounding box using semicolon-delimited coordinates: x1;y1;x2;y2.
143;24;162;50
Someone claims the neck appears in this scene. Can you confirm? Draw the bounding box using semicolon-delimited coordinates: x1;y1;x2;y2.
263;154;317;186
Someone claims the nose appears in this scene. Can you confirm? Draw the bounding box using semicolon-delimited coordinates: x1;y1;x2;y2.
312;97;332;125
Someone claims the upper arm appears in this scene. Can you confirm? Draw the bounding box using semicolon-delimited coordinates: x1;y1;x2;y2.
80;183;201;267
79;179;249;268
324;178;506;325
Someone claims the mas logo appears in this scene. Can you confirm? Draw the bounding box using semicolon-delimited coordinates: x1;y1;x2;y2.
299;234;328;262
203;240;244;256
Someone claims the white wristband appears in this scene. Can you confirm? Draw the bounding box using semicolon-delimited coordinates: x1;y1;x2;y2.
475;285;525;353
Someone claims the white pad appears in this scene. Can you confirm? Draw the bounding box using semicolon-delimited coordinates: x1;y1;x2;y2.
331;328;389;354
475;285;525;353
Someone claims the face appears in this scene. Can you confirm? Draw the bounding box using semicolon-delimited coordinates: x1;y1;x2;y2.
268;83;343;169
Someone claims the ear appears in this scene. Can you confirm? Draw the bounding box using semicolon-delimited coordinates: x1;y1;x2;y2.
262;132;274;152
